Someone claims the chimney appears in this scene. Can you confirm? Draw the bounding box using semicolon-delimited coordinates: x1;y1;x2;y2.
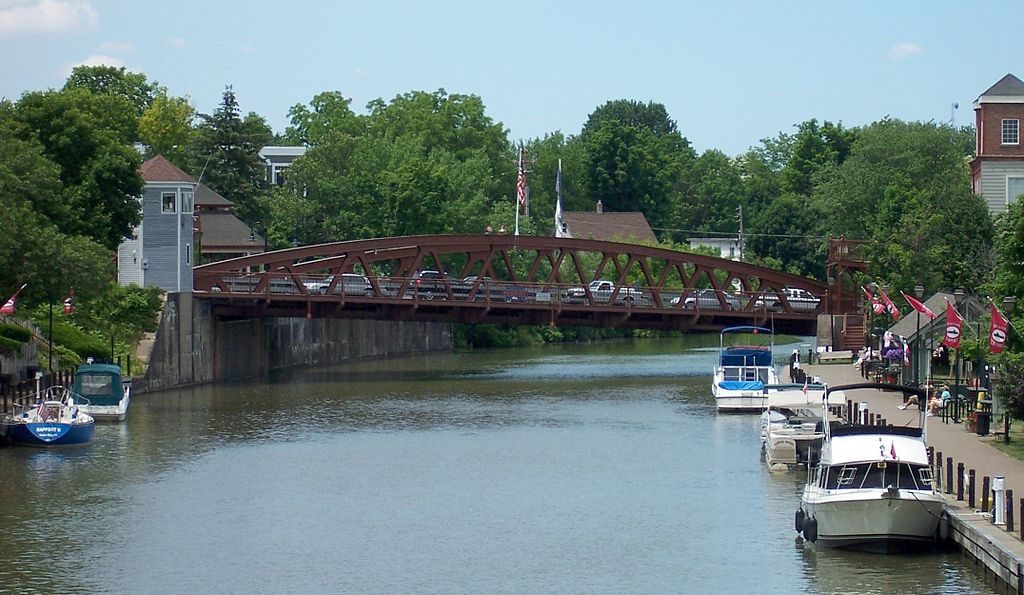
596;200;603;214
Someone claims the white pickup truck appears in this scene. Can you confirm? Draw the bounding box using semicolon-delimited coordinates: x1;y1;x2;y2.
562;280;645;305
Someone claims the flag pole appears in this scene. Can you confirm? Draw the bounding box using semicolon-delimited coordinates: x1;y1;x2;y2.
48;301;53;372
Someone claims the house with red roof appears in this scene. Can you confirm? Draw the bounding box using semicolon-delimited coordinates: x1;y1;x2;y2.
117;155;265;291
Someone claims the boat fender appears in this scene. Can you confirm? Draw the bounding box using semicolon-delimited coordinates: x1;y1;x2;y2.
803;516;818;542
937;512;950;542
795;508;805;534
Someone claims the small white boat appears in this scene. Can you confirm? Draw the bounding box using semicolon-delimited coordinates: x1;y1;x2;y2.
761;385;845;469
797;383;944;552
712;326;779;412
72;363;130;422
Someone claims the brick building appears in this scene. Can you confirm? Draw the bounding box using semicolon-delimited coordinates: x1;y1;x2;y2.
971;73;1024;213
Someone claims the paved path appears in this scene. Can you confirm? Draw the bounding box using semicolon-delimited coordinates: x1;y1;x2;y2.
807;362;1024;509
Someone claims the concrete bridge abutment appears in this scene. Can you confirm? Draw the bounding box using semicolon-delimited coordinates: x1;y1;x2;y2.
134;292;453;394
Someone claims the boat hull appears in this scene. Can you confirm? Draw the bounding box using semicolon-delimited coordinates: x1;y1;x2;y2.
802;491;944;552
765;432;823;467
713;390;768;412
80;394;130;422
2;421;95;446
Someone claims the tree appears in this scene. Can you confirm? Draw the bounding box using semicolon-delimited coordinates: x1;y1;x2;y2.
284;91;363;146
673;149;745;238
746;193;827;278
139;92;194;167
189;87;268;225
779;119;856;196
815;119;991;292
13;90;143;249
579;100;696;231
63;65;159;119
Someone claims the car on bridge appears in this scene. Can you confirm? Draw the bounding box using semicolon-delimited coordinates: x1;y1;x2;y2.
562;280;645;305
453;275;506;301
669;289;741;310
755;287;821;313
412;270;450;299
302;273;375;297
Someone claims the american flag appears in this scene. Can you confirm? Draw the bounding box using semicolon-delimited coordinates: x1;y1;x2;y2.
516;148;527;208
890;441;897;459
36;400;49;422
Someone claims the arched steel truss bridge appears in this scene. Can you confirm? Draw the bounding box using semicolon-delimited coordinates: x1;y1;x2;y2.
193;235;841;333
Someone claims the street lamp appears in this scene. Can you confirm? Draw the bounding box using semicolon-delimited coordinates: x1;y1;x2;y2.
953;288;965;405
914;283;924;385
1002;295;1017;442
827;276;835;351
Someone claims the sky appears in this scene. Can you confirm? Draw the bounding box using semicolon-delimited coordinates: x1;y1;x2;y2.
1;0;1021;156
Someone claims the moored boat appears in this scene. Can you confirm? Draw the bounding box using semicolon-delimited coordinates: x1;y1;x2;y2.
761;384;844;469
72;363;130;422
797;383;944;552
712;325;779;412
1;386;95;446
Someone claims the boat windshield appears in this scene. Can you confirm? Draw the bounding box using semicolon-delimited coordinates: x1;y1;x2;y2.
77;373;114;396
722;366;772;383
820;462;932;491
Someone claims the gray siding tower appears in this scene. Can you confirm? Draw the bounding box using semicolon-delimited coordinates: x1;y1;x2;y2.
117;155;196;291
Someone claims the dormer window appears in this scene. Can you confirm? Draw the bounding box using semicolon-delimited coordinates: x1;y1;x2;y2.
161;192;177;213
1003;119;1019;145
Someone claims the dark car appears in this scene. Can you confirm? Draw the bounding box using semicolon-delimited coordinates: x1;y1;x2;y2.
412;270;449;298
454;275;505;300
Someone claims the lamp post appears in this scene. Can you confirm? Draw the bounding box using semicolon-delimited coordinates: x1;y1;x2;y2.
954;288;965;404
1002;295;1016;442
914;283;924;385
828;276;835;351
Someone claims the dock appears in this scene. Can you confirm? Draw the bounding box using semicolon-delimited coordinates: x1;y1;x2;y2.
806;361;1024;593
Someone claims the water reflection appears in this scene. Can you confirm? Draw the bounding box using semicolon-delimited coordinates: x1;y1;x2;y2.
0;336;996;593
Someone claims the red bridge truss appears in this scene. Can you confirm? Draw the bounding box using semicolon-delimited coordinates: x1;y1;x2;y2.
193;235;842;333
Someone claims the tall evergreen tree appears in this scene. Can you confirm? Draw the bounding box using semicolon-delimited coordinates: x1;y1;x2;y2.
189;87;269;226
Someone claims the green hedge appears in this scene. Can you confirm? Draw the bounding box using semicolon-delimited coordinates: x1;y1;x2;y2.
0;323;31;343
0;335;21;355
44;320;108;359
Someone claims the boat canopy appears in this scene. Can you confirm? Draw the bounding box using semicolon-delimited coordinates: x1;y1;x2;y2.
72;364;125;407
828;432;929;466
765;387;845;408
721;325;773;335
720;346;773;367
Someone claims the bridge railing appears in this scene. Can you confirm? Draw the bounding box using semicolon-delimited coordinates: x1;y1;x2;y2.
194;270;826;316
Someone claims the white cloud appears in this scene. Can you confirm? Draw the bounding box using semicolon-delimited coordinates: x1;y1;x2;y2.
97;40;132;53
169;35;185;49
60;52;123;76
887;41;923;60
241;44;254;54
0;0;97;36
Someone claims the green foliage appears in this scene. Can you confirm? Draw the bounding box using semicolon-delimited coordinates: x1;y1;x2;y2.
73;284;163;343
29;311;108;360
779;119;856;196
994;351;1024;419
452;323;634;349
63;65;159;119
746;193;827;279
38;344;81;370
673;149;744;238
140;92;194;167
189;87;270;226
0;323;31;343
0;336;21;355
815;119;992;292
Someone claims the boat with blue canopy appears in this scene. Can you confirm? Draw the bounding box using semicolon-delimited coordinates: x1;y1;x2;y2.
712;325;779;412
72;363;131;422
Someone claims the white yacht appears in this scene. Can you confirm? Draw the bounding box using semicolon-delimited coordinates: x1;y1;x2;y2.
761;385;844;469
797;383;944;552
712;326;779;412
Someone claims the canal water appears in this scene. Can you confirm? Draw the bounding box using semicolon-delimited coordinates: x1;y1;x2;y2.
0;337;997;593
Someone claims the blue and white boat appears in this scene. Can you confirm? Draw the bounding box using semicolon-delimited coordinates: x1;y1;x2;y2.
1;386;95;446
712;325;780;412
72;363;130;422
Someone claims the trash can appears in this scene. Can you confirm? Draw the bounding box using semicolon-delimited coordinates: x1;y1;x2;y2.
976;411;991;436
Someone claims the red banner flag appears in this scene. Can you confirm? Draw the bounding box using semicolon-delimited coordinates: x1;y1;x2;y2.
901;291;936;319
990;303;1009;354
0;283;27;315
62;289;75;315
942;300;963;349
878;289;901;321
862;286;885;315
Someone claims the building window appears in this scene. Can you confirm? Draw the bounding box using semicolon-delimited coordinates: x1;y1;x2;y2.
161;192;177;213
181;190;194;213
185;243;191;264
1003;119;1020;145
1009;177;1024;205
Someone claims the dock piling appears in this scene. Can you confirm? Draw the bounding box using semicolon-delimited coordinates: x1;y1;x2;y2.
969;469;976;508
957;462;965;501
1008;490;1015;532
937;451;944;491
946;457;954;495
983;476;990;512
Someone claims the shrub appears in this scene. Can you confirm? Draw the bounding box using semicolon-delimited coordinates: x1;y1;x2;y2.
43;320;108;359
0;335;21;355
0;323;31;343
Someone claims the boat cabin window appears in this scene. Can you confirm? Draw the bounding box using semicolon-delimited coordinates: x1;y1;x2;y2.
824;462;930;490
78;374;114;395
